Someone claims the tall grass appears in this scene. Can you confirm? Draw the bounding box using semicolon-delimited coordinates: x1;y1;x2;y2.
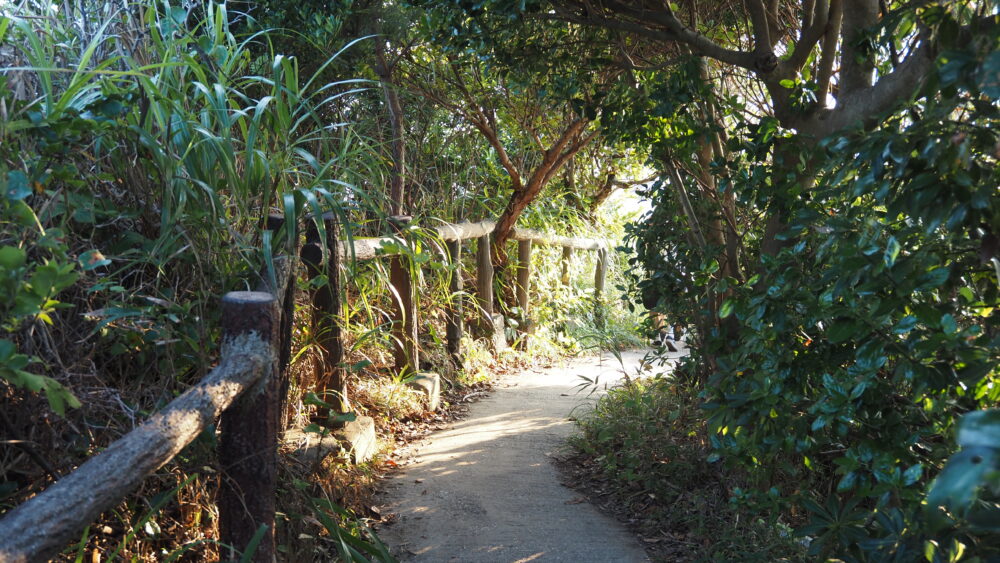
3;0;387;382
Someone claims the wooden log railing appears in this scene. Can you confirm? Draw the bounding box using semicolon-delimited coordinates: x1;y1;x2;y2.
0;217;606;563
333;218;608;372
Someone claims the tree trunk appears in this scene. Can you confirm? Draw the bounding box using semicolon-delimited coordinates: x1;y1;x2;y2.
491;122;594;266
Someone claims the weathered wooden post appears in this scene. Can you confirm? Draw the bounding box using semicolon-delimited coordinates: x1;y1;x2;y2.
301;213;346;418
445;238;463;368
476;233;494;317
515;239;532;348
516;240;532;312
389;215;418;374
560;246;573;286
218;291;279;563
594;247;609;329
476;232;506;350
264;215;295;426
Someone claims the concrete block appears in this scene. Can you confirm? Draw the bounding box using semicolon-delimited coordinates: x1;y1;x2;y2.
287;415;377;465
335;416;377;463
489;313;508;352
407;372;441;411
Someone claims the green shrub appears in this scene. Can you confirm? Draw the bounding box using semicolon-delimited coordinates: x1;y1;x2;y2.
572;372;806;561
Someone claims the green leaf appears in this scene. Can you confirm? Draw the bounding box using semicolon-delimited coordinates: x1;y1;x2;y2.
837;471;857;492
958;287;975;302
79;250;111;271
979;50;1000;100
926;446;999;517
925;540;938;562
940;313;958;335
43;381;82;416
0;340;15;360
0;246;27;269
349;360;373;372
5;171;31;200
827;320;859;343
918;267;950;290
903;463;923;486
957;409;1000;448
719;299;735;318
333;411;357;423
884;236;900;267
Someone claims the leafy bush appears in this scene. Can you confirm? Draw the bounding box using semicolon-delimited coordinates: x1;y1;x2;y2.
625;7;999;560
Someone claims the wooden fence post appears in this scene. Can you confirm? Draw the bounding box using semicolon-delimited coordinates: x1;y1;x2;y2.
389;215;418;375
264;215;296;428
218;291;279;563
476;233;506;350
446;238;463;368
476;233;494;319
560;246;572;286
515;239;532;348
516;240;532;313
594;248;609;329
301;213;346;418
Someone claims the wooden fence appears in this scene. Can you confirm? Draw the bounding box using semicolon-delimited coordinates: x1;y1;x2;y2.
0;216;606;563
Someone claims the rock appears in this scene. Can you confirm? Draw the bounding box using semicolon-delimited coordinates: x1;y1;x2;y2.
286;416;378;465
407;373;441;411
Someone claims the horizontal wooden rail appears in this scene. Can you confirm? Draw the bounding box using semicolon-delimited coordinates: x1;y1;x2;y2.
431;219;607;250
336;219;605;261
0;322;272;563
0;257;296;563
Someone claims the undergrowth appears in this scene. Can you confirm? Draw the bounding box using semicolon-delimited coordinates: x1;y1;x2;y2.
569;362;806;562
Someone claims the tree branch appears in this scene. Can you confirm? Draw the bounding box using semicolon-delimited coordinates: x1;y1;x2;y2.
780;0;830;74
542;128;600;187
550;1;759;71
745;0;773;54
445;61;524;190
815;0;843;108
839;0;880;95
813;37;934;135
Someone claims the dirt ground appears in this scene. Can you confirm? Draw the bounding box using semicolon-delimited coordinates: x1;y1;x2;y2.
375;350;675;562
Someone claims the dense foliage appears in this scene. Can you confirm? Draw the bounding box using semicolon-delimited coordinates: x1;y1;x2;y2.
622;3;1000;559
2;0;997;560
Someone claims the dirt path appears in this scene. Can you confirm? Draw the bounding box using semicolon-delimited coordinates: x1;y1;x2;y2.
376;349;680;562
